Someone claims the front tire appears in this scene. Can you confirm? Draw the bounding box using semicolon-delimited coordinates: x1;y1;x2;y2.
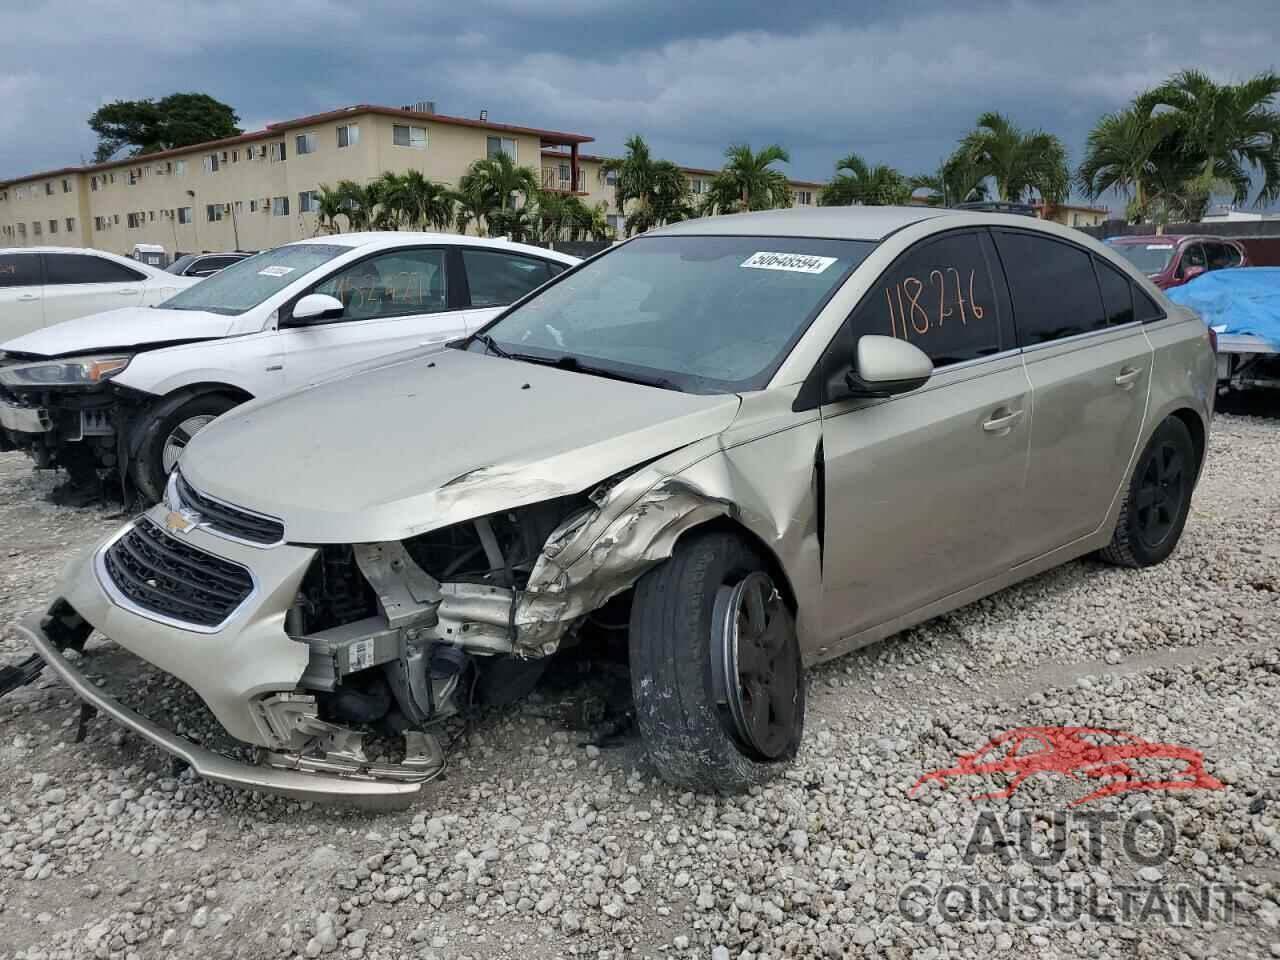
629;530;804;792
1099;416;1197;568
129;393;241;503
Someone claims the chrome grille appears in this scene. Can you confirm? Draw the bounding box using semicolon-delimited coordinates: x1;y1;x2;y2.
176;474;284;545
102;520;253;628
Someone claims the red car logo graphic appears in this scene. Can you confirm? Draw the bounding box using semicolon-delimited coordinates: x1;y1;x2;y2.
910;726;1224;805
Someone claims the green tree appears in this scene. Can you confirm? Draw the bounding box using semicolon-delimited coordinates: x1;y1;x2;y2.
457;152;539;238
1146;69;1280;208
333;179;377;231
819;153;912;206
1076;103;1160;219
598;135;694;237
911;151;989;206
701;143;792;215
313;184;346;235
958;111;1070;204
88;93;241;163
371;170;455;231
450;187;490;237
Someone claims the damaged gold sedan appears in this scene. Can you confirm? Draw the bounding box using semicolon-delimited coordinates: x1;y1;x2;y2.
12;207;1215;804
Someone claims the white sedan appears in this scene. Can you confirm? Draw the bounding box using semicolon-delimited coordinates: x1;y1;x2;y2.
0;247;197;341
0;233;578;499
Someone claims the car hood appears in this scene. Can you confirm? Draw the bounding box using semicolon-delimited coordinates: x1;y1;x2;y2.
181;348;742;544
0;306;235;358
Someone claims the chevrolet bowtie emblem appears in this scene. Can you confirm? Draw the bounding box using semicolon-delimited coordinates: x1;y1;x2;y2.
164;509;199;534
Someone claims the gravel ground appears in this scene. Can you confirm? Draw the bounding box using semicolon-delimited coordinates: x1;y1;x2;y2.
0;409;1277;960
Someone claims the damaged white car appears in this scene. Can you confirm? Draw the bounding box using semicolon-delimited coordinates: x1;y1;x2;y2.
13;207;1215;804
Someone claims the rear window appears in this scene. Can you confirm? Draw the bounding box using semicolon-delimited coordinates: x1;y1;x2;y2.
161;244;347;316
1094;257;1135;326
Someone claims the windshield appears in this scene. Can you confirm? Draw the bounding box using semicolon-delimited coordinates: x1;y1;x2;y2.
1110;242;1176;275
160;244;347;315
164;254;197;275
472;235;874;392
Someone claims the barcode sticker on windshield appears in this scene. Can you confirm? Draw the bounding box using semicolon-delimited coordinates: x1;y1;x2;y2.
741;252;838;274
258;265;295;277
1145;244;1174;250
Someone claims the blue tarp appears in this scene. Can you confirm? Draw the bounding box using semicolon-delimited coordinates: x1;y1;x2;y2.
1165;267;1280;348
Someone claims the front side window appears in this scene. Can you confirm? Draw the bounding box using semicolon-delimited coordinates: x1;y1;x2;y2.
393;125;427;149
476;235;872;393
310;248;449;321
844;231;1006;368
161;244;347;316
0;252;40;288
993;230;1106;345
486;136;516;160
1177;243;1206;277
296;133;317;155
462;249;556;307
44;254;144;285
1094;257;1135;326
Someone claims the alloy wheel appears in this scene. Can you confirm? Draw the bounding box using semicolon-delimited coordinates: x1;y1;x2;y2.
1134;440;1185;549
161;415;218;474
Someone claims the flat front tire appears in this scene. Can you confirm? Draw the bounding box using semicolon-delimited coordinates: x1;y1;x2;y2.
629;530;804;792
1099;416;1197;568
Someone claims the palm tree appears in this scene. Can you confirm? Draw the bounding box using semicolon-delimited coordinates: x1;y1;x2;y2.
598;135;694;237
911;151;989;207
385;170;454;230
333;179;376;231
457;152;539;236
1076;104;1160;219
450;187;490;236
701;143;792;214
819;153;911;206
313;184;346;235
1146;69;1280;208
585;202;612;241
958;112;1070;204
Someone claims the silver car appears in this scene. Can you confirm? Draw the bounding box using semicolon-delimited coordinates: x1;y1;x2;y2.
15;207;1214;805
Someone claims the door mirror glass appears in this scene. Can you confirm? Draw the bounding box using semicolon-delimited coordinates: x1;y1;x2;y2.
291;293;345;323
830;335;933;399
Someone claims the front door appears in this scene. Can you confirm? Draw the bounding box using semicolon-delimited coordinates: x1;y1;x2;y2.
818;229;1030;640
991;230;1151;562
0;252;43;340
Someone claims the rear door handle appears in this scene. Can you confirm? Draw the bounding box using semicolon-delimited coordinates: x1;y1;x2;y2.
1114;366;1143;387
982;409;1024;434
117;288;140;295
17;294;39;302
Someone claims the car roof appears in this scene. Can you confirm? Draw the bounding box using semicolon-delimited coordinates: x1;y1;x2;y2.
3;246;132;256
287;231;579;263
651;206;955;241
1111;234;1237;245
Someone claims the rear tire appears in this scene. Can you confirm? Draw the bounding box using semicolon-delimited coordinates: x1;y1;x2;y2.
1099;416;1197;568
130;393;240;503
629;530;804;792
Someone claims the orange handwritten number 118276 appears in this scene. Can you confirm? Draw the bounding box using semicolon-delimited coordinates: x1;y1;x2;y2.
885;268;985;339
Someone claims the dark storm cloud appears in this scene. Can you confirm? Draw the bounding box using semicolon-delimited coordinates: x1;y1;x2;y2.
2;1;1277;209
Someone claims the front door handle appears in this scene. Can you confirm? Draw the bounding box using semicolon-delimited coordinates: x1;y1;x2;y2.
117;288;140;295
1114;366;1143;388
17;294;39;302
982;408;1024;434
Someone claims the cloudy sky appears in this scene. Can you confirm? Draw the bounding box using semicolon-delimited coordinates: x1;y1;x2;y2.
2;0;1277;210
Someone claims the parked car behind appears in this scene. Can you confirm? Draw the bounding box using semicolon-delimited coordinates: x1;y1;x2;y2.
0;233;577;497
1107;234;1249;289
165;252;254;278
13;207;1215;805
0;247;198;342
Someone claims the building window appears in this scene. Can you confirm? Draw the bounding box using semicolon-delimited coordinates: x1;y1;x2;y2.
794;190;812;206
205;154;220;173
233;200;244;214
269;141;287;162
295;133;317;155
17;223;26;237
298;190;320;213
606;214;624;234
62;178;71;194
337;123;359;148
48;219;58;234
231;150;238;163
112;213;119;223
271;196;290;217
93;217;104;231
393;124;427;149
249;199;257;213
149;210;155;221
177;207;192;224
486;136;516;160
32;221;41;236
16;187;26;200
44;182;53;196
604;170;618;186
689;178;706;195
65;217;74;232
127;212;143;228
128;169;139;185
90;177;98;192
206;204;223;222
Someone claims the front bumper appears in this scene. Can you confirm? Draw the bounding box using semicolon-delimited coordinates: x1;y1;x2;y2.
15;613;421;808
0;398;51;434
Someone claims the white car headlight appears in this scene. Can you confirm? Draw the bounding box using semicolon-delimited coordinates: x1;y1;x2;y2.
0;355;131;387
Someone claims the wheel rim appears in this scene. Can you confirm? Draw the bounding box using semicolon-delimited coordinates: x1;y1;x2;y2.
161;415;217;474
711;571;798;760
1134;439;1185;549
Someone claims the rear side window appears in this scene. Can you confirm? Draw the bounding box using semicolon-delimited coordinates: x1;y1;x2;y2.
846;230;1007;367
1093;257;1134;326
993;231;1106;345
1178;243;1206;277
0;252;40;288
44;253;144;285
1206;242;1240;270
1133;284;1165;323
462;249;554;307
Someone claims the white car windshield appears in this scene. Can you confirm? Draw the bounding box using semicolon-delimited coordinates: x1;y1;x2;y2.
472;235;875;393
160;244;347;316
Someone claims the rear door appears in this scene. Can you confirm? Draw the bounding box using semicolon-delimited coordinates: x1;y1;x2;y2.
40;253;148;324
992;229;1151;562
459;248;569;330
818;229;1031;639
279;245;467;385
0;252;43;341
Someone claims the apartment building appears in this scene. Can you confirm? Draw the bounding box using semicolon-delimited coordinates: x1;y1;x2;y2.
0;104;592;253
540;149;825;235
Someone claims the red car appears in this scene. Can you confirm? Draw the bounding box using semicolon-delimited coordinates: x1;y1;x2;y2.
1107;235;1250;290
910;726;1224;805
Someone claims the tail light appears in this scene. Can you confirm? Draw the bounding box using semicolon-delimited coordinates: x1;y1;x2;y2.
1207;326;1219;354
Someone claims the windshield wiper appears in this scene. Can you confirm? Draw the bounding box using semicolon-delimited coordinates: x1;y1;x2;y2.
546;355;682;392
472;333;514;359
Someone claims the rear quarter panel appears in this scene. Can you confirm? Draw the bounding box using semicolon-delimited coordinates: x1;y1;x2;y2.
1142;305;1215;472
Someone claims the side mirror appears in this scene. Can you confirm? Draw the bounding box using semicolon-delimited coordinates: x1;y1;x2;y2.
290;293;344;324
829;335;933;400
1182;265;1206;282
